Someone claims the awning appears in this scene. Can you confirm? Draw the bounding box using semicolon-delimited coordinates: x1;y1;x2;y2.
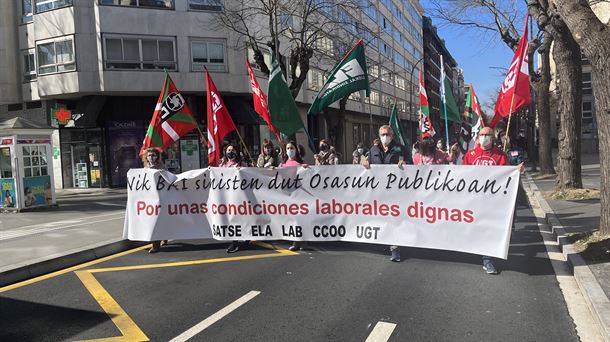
223;97;263;125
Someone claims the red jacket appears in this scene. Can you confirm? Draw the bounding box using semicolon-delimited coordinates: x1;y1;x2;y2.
462;145;509;166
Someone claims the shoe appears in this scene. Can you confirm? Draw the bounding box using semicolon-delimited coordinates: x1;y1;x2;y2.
483;259;498;274
390;249;401;262
288;243;300;251
160;240;168;246
226;242;240;253
148;247;159;254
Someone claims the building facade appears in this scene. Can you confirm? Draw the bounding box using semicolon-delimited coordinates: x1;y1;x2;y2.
0;0;424;189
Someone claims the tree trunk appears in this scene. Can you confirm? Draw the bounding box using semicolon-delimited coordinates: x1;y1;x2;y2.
537;47;555;174
553;0;610;235
552;25;582;189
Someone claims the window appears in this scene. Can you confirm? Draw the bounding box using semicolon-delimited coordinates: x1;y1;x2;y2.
22;50;36;82
7;104;23;111
582;100;594;136
395;75;406;90
22;145;48;178
380;67;392;84
397;100;406;112
349;91;361;102
26;101;42;109
363;1;377;21
100;0;174;9
365;90;379;105
381;94;392;107
191;40;226;71
0;147;12;178
35;0;72;13
104;35;176;70
308;69;325;91
582;72;592;95
22;0;33;23
369;65;379;78
37;37;75;75
312;35;334;54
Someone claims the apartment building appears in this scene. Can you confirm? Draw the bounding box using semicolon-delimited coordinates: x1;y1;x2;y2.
0;0;424;189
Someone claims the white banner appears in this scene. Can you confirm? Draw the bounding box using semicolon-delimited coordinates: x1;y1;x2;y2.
124;165;520;259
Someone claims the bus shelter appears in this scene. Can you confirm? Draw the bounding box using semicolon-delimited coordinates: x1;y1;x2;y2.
0;117;56;211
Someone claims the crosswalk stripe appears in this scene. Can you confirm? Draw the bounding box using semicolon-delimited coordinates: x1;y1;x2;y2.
170;291;261;342
365;322;397;342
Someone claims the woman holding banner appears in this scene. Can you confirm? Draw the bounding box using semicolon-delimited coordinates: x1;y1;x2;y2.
144;147;169;253
412;137;459;165
257;139;278;168
222;143;251;253
278;141;309;251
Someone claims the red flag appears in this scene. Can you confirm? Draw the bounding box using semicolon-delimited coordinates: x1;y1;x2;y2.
246;59;281;141
490;15;531;128
141;72;198;156
419;71;435;138
206;68;237;166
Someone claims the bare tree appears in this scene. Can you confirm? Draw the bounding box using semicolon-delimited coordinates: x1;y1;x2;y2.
551;0;610;234
527;0;582;189
427;0;554;174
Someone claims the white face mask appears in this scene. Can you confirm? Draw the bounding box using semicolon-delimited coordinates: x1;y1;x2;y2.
479;136;493;148
357;148;364;154
380;135;392;146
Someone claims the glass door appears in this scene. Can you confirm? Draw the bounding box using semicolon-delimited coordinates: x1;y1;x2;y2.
88;144;102;188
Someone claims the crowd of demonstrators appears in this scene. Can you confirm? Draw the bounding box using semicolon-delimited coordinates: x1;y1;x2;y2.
363;125;412;262
257;139;279;168
143;147;168;254
314;139;340;165
352;142;368;165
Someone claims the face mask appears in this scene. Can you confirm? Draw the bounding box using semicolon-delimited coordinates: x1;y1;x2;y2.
227;151;237;160
437;143;443;149
358;148;364;154
319;144;328;151
147;155;158;164
479;136;493;148
380;135;392;146
266;148;273;155
286;149;296;158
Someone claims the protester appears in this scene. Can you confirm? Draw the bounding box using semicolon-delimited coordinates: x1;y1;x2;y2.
436;138;446;152
257;139;278;168
462;127;524;274
413;137;459;165
222;143;250;253
411;141;419;158
279;141;309;251
363;125;411;262
352;142;368;165
314;139;339;165
143;147;168;253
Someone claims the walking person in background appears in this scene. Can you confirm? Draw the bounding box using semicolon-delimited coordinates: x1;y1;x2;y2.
314;139;339;165
222;143;250;253
363;125;411;262
462;127;524;274
143;147;168;253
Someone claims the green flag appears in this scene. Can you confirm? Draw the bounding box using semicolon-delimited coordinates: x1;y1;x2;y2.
389;103;406;146
308;39;370;115
441;77;461;122
267;56;306;138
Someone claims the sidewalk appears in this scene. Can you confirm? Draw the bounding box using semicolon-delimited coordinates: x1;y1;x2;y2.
523;153;610;340
0;188;143;287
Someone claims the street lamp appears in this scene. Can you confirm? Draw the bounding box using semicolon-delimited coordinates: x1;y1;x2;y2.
408;56;425;124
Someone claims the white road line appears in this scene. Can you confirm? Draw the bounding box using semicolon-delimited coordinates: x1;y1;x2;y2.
170;291;261;342
4;211;124;231
0;215;124;241
365;322;397;342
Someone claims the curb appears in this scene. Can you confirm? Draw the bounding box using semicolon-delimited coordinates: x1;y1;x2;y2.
522;173;610;341
0;239;147;288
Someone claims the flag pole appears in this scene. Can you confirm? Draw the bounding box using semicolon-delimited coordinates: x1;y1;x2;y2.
440;55;450;150
503;92;517;151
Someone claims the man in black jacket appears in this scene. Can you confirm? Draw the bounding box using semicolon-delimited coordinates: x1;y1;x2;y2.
363;125;412;262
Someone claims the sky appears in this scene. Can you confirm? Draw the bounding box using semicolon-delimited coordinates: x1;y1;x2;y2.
418;0;530;113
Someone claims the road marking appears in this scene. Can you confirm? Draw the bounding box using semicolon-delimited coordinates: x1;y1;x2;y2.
0;216;124;241
0;244;151;293
169;291;261;342
75;270;148;342
365;321;397;342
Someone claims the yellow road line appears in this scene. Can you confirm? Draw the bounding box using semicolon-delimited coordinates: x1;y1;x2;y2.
75;270;149;342
0;244;152;293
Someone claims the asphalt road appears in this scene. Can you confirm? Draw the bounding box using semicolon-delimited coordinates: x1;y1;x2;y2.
0;189;579;341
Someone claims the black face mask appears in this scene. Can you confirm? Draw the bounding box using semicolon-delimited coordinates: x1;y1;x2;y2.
266;148;273;155
319;144;328;151
227;152;237;160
